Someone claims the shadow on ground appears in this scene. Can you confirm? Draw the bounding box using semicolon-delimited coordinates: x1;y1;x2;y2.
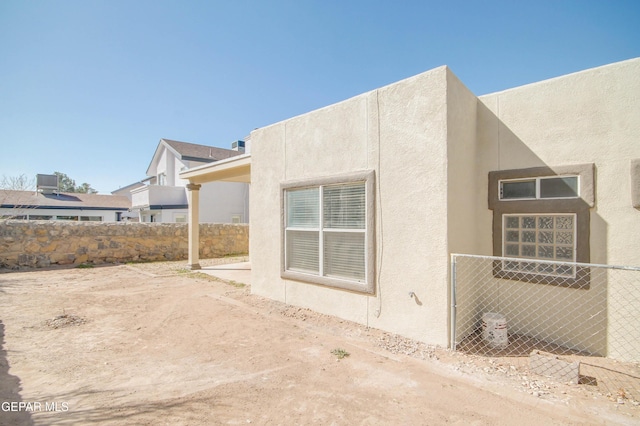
0;320;34;426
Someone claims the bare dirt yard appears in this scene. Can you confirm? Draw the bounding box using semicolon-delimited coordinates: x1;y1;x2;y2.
1;258;638;425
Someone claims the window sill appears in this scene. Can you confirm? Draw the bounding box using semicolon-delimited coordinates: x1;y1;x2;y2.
282;269;374;294
492;260;591;289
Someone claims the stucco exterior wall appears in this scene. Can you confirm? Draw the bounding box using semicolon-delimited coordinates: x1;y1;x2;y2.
446;70;482;255
249;58;639;351
199;182;250;224
251;66;453;345
174;158;191;187
0;220;248;269
478;58;640;266
156;146;168;180
476;58;640;358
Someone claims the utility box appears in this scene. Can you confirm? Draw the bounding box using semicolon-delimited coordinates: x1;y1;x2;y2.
37;174;59;194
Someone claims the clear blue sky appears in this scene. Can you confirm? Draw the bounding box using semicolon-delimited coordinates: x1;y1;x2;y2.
1;0;638;193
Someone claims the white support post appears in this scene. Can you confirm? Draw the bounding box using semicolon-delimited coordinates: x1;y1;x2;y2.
186;183;202;270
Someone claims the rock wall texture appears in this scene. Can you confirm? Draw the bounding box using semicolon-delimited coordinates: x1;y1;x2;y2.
0;220;249;269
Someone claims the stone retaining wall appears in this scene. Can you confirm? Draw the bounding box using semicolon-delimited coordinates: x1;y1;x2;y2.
0;220;249;269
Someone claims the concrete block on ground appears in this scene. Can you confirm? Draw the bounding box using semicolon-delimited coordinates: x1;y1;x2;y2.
529;350;580;384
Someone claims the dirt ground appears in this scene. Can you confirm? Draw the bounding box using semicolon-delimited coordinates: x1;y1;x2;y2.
1;258;638;425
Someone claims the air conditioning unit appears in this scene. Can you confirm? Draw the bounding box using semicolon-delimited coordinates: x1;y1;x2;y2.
231;140;245;153
37;174;58;194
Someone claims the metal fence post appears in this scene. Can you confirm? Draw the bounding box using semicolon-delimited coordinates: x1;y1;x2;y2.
450;253;457;351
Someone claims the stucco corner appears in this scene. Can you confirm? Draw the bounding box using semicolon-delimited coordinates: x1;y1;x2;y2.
632;159;640;208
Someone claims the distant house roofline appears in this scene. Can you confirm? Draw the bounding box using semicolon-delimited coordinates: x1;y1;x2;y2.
145;138;243;177
0;190;131;211
111;181;146;195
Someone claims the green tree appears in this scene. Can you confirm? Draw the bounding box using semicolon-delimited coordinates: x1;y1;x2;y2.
77;182;98;194
54;172;76;192
53;172;98;194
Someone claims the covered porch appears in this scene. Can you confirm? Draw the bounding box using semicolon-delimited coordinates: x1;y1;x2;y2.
179;153;251;270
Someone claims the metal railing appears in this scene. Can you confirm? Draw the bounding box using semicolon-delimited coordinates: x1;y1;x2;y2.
451;254;640;399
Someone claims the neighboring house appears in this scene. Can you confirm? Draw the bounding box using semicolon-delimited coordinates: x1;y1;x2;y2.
111;181;146;199
0;190;130;222
180;58;640;349
128;138;250;223
110;181;146;221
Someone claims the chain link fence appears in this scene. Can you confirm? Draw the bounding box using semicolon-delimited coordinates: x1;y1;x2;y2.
451;254;640;400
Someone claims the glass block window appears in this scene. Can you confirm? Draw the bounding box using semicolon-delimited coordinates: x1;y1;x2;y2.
500;176;578;200
503;214;576;276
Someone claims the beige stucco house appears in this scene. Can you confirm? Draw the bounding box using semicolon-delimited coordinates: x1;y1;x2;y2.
181;58;640;348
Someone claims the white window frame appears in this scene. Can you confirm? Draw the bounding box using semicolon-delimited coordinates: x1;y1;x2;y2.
499;175;580;201
28;215;53;221
173;213;187;223
55;215;79;221
80;216;103;222
281;170;375;294
502;213;577;278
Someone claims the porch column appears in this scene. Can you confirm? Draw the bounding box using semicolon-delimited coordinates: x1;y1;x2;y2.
186;183;202;270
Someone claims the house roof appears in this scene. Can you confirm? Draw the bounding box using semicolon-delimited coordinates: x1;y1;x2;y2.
145;138;242;177
111;181;146;196
163;139;241;162
0;190;131;211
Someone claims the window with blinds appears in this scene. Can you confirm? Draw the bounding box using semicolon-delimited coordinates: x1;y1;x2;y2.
323;183;365;281
282;172;373;292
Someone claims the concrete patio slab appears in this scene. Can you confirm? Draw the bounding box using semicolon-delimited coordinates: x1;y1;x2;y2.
199;261;251;285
